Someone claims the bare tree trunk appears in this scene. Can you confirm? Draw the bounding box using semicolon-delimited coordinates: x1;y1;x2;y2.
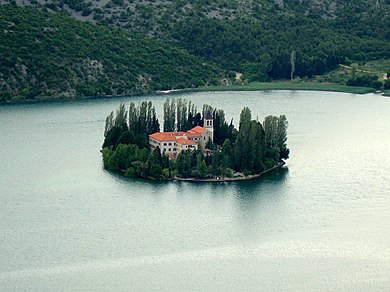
290;50;296;81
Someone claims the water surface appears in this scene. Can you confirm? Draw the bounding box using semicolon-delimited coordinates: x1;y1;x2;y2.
0;91;389;291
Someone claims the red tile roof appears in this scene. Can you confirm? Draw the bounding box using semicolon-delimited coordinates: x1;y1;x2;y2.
185;132;201;138
177;137;197;145
188;126;206;134
163;132;186;136
149;127;205;143
149;132;180;142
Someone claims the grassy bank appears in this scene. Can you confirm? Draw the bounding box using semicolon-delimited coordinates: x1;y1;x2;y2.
1;81;379;105
194;81;376;94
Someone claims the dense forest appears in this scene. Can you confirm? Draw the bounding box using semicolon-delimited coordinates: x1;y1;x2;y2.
0;1;389;101
173;16;389;81
102;99;289;180
0;6;224;102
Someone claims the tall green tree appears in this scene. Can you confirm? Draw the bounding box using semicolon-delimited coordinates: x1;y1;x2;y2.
234;107;252;171
114;103;128;127
276;115;290;160
104;111;114;137
164;98;176;132
176;149;192;177
128;102;138;134
176;98;188;131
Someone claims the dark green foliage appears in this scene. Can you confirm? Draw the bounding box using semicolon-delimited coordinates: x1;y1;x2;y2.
211;151;221;176
135;134;149;149
221;139;233;169
149;147;162;166
103;125;126;149
117;130;135;146
276;115;290;160
212;109;230;145
176;98;187;132
128;101;160;135
163;98;176;132
0;5;223;101
242;54;272;82
148;147;163;179
176;150;192;178
206;138;214;150
233;110;289;174
163;98;203;132
234;116;264;173
347;74;383;89
384;79;390;90
102;100;290;180
64;0;86;12
149;163;162;179
263;114;291;163
197;159;208;179
1;1;389;101
173;12;389;81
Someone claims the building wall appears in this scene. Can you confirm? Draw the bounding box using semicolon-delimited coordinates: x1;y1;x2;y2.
202;117;214;149
178;143;198;153
200;129;213;150
149;138;177;154
150;120;212;155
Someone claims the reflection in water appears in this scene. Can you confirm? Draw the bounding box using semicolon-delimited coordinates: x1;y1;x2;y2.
1;91;390;291
229;167;290;210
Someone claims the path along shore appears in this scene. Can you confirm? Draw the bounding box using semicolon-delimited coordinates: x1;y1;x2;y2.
174;161;286;183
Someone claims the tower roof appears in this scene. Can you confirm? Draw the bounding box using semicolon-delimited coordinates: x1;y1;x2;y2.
204;111;213;120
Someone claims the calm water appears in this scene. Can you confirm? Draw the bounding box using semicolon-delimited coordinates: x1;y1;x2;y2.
0;91;389;291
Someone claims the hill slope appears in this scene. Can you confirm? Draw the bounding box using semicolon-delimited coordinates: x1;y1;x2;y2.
1;0;388;82
0;5;225;102
0;1;389;101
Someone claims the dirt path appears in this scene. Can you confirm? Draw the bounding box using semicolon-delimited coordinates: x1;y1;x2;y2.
339;64;384;76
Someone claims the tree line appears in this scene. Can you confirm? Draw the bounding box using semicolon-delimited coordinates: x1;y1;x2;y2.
0;5;224;102
102;99;289;180
172;13;389;82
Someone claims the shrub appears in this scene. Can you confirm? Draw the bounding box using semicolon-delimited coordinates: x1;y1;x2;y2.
125;167;136;177
383;79;390;90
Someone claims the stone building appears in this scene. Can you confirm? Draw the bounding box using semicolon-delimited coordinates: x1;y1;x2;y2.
148;113;213;157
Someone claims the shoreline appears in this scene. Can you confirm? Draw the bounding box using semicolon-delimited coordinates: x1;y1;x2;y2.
174;161;286;183
187;81;376;95
1;82;379;105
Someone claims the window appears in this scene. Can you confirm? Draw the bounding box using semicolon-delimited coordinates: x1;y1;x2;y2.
173;148;176;151
168;148;171;152
164;143;167;146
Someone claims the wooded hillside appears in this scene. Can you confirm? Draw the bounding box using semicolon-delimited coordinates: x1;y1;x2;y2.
0;1;389;100
0;5;224;101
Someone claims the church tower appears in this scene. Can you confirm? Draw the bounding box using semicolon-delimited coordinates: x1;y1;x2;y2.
203;111;213;143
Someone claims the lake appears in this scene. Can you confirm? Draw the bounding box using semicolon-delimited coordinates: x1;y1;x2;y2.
0;91;389;291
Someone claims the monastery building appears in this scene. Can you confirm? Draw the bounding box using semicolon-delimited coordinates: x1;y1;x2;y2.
149;113;213;157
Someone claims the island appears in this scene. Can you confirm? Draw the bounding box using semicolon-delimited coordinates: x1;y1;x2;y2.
101;98;289;181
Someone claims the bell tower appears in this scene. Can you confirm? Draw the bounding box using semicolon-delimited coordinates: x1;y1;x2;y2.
203;111;213;143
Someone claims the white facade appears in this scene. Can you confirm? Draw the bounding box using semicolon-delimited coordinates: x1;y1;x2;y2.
149;137;177;155
149;114;214;157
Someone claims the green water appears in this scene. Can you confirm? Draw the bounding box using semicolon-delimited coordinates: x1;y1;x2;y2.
1;91;389;291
